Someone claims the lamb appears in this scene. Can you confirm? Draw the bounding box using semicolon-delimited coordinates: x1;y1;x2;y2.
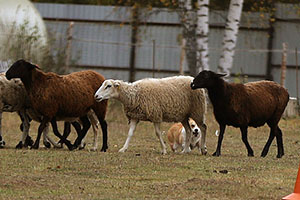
0;72;100;150
191;70;289;158
94;76;207;155
5;59;108;151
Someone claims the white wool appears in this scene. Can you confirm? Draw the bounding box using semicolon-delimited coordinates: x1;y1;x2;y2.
96;75;207;154
116;76;206;123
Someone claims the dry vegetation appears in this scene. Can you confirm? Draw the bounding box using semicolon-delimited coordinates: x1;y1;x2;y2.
0;100;299;199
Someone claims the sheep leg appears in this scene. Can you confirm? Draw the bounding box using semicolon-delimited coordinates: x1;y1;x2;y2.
119;119;138;153
90;121;99;151
42;123;62;148
41;123;51;148
0;112;4;148
198;122;208;155
240;127;254;157
73;116;91;150
213;124;226;156
72;121;90;150
153;123;167;155
181;119;192;153
31;118;50;149
50;120;74;150
85;112;99;151
275;126;284;158
261;127;276;157
17;111;33;149
99;118;108;152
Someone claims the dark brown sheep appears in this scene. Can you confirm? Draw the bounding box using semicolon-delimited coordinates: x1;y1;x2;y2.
191;70;289;158
5;59;108;151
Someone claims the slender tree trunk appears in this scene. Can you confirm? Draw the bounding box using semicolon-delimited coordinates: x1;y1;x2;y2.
196;0;210;72
178;0;197;77
218;0;244;78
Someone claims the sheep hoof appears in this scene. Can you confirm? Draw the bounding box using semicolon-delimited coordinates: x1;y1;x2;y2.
68;145;77;151
78;143;86;150
90;147;97;152
181;148;191;154
54;142;63;149
201;148;208;155
100;146;108;152
31;144;39;149
44;141;51;149
277;154;283;158
248;153;254;157
161;150;167;155
260;152;267;157
24;136;34;147
119;148;127;153
212;151;220;157
16;142;23;149
0;140;5;148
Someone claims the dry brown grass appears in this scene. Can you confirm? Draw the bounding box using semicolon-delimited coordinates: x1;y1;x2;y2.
0;100;299;199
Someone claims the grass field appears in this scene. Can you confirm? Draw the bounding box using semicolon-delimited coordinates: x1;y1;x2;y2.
0;100;299;199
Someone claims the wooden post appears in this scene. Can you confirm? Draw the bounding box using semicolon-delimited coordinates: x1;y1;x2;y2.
179;38;185;75
129;7;139;82
265;0;275;81
296;48;299;104
152;40;156;78
65;21;74;73
280;43;287;87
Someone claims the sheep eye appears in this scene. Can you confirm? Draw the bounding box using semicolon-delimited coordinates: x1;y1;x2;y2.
105;85;111;89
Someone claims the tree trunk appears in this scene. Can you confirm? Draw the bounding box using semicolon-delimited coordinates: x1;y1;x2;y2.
218;0;244;78
178;0;197;77
196;0;210;72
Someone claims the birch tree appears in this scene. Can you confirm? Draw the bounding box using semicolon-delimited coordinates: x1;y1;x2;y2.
218;0;244;77
196;0;210;72
178;0;197;76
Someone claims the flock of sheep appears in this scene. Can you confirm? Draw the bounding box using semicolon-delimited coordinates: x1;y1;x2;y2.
0;59;289;158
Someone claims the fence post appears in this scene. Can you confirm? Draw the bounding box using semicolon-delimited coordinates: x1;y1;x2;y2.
296;48;299;104
152;40;156;78
265;1;275;80
179;38;186;75
65;21;74;73
280;43;287;87
129;7;139;82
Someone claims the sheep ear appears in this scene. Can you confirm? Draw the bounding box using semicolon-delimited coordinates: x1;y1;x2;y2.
27;62;40;70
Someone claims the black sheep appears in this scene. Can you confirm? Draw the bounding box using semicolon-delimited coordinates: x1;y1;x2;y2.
191;70;289;158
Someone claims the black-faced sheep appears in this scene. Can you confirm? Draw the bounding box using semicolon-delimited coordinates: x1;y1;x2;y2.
94;76;207;155
0;72;100;150
191;70;289;158
5;59;108;151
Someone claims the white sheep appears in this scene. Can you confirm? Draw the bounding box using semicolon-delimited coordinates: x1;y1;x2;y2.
95;76;207;155
0;72;100;150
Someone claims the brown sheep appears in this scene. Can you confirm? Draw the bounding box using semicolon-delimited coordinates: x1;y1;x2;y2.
191;70;289;158
5;59;108;151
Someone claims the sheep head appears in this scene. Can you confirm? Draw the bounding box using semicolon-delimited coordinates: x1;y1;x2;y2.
6;59;39;81
95;79;121;102
191;70;226;90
